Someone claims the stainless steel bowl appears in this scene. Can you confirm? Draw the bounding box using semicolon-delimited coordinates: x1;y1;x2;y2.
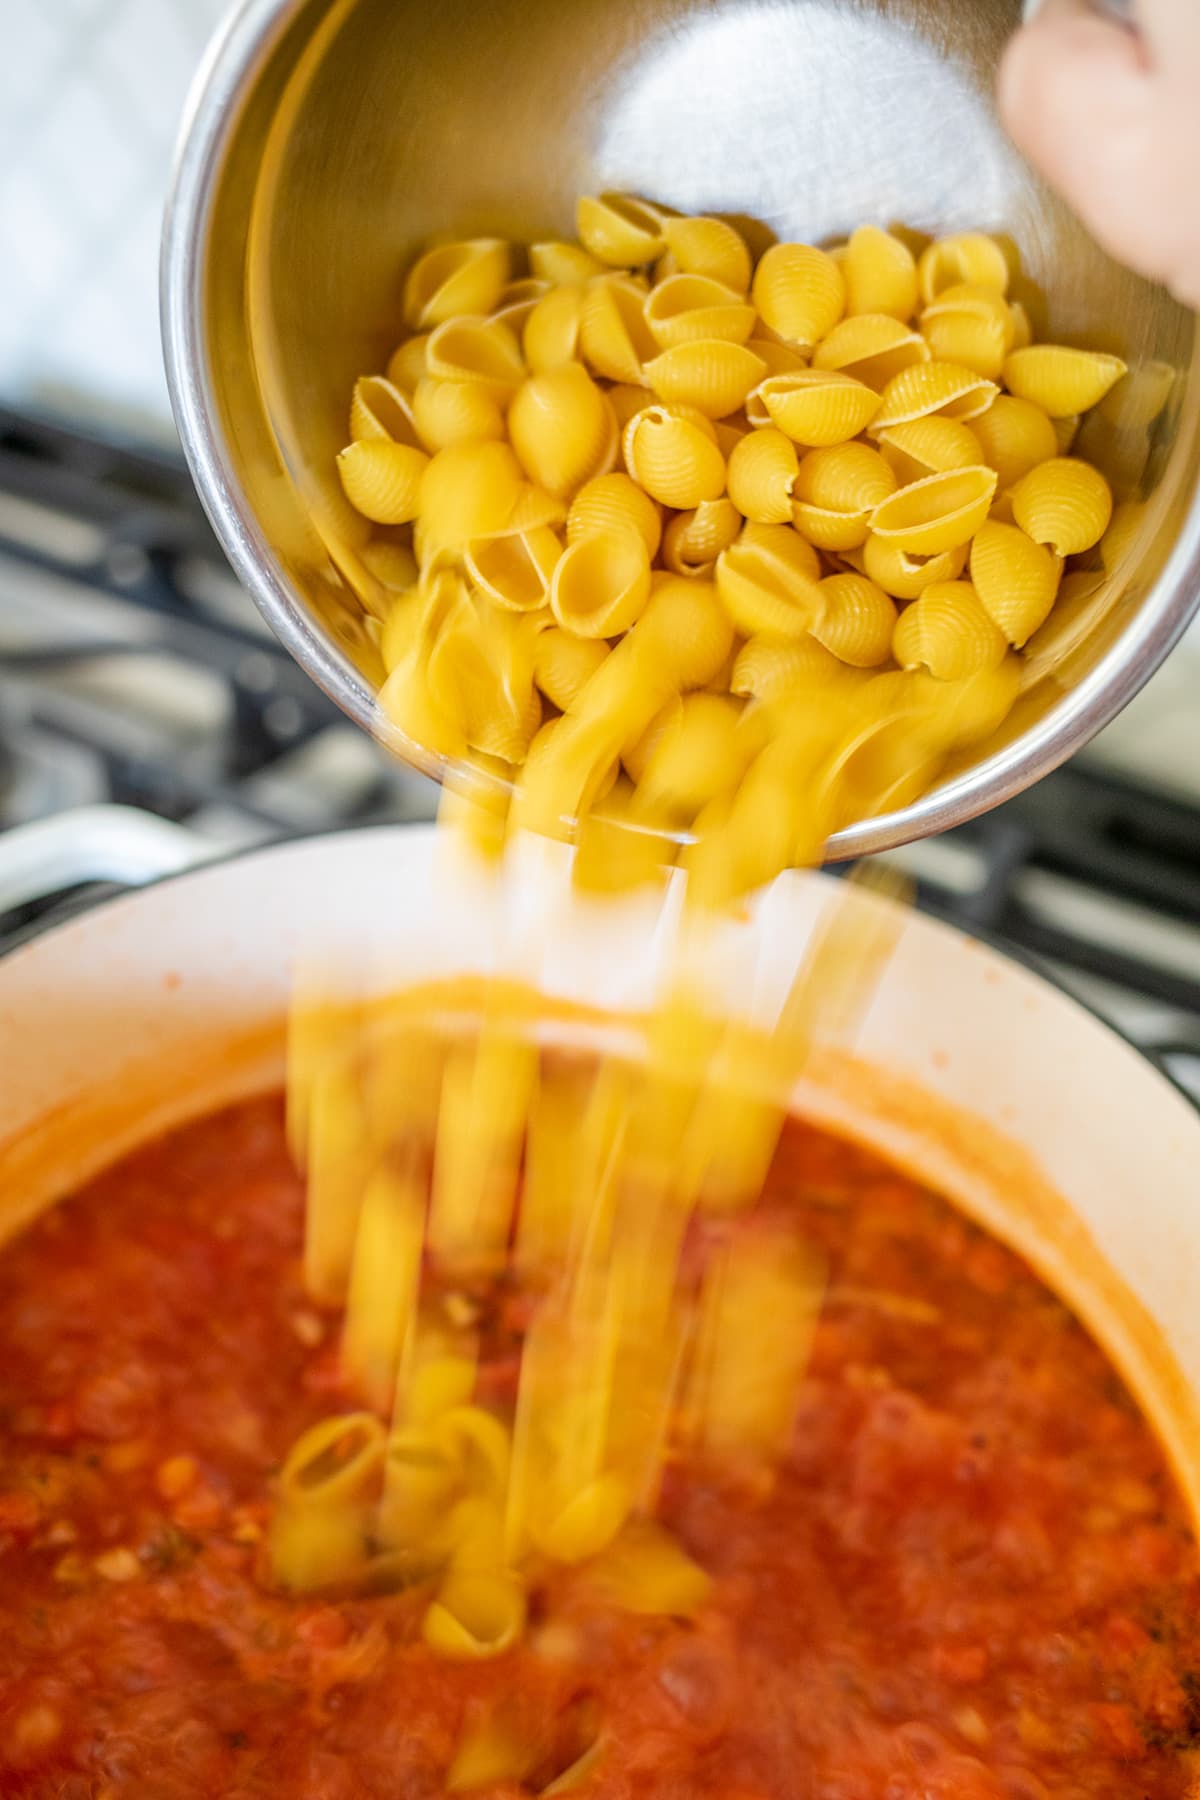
162;0;1199;858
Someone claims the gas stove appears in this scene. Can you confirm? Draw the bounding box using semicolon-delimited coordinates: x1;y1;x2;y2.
0;404;1198;1103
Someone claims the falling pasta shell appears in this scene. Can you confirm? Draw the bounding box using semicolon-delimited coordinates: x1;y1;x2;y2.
567;472;662;557
411;377;505;452
403;238;511;329
643;274;757;349
868;465;998;554
576;193;667;266
730;634;846;700
1002;345;1128;417
580;275;659;383
810;573;897;667
337;439;430;525
756;370;880;446
872;361;999;431
643;340;768;419
812;314;930;389
426;317;525;393
715;522;824;638
622;405;726;510
534;627;610;712
661;499;743;576
726;428;800;524
969;520;1064;647
509;363;617;498
892;580;1008;680
1009;457;1114;557
752;242;846;349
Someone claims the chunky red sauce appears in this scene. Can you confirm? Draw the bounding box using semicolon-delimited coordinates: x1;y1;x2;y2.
1;1095;1198;1799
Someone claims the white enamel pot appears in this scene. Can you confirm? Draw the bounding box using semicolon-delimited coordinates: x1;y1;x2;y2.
1;814;1198;1523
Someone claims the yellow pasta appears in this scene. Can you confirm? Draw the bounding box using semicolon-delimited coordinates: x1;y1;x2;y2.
386;333;431;392
622;694;683;784
859;533;968;599
794;442;897;516
523;283;585;372
752;242;845;348
756;369;880;446
1100;500;1146;574
868;465;997;554
967;393;1058;489
1010;457;1114;557
426;317;525;393
812;313;930;389
530;241;606;283
1098;360;1175;430
550;527;652;637
633;692;749;828
1002;345;1128;417
349;374;421;446
1052;413;1081;455
840;224;919;321
337;439;430;525
568;472;662;558
364;541;419;596
659;214;752;291
877;417;984;485
491;277;551;334
465;526;561;612
661;498;742;576
920;298;1013;381
644;338;767;419
633;573;735;689
892;580;1008;679
726;428;799;524
809;572;896;667
580;275;659;384
576;193;666;266
508;363;617;498
606;381;655;428
872;360;999;431
622;404;726;509
411;377;505;452
643;273;756;349
969;519;1064;646
418;439;524;546
918;232;1009;305
730;633;846;700
715;521;824;638
533;627;610;711
403;238;511;329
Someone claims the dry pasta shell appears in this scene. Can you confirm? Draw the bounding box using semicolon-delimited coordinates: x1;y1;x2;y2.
812;314;930;389
1098;360;1176;430
918;233;1009;306
841;225;919;322
497;484;569;536
403;238;511;329
877;417;984;485
660;214;752;293
622;404;726;510
872;361;999;431
661;498;742;576
509;363;617;498
363;541;419;594
715;522;823;639
534;627;611;714
419;440;524;545
386;334;431;393
1002;345;1128;417
523;283;585;372
726;428;799;524
730;634;845;700
794;441;897;513
337;439;430;525
426;317;525;394
1010;457;1113;557
634;692;749;826
892;580;1008;679
580;275;659;383
607;382;654;428
379;589;421;674
752;243;845;349
411;377;505;452
909;655;1021;751
530;241;607;283
643;274;756;350
869;466;997;555
967;393;1058;490
634;573;734;690
576;193;666;267
811;573;897;667
920;281;1013;326
550;525;651;639
623;695;683;784
465;526;562;612
861;534;968;600
742;343;809;425
568;472;662;557
757;370;880;446
969;520;1064;647
791;502;871;552
713;415;750;460
644;340;768;419
919;308;1012;381
491;277;552;334
349;375;422;446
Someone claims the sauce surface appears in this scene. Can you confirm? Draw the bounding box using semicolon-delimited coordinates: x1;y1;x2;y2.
1;1095;1198;1799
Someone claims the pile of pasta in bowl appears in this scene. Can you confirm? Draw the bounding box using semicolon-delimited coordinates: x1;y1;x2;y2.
337;194;1132;897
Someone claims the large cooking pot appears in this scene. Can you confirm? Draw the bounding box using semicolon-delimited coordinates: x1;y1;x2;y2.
1;814;1198;1523
161;0;1200;859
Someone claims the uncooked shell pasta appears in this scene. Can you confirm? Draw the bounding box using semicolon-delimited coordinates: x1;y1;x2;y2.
323;195;1142;896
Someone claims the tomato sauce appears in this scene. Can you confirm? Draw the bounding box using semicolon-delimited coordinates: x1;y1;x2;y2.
1;1094;1199;1799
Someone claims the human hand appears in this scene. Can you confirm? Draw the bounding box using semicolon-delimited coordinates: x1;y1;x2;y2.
999;0;1200;308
